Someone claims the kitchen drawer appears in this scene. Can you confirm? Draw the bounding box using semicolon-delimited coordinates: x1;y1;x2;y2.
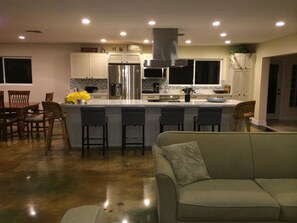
91;95;108;99
142;95;160;100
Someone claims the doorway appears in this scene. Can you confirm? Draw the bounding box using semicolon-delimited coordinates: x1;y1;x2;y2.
266;62;282;119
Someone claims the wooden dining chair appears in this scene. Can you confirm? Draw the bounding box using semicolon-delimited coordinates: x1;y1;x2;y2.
8;90;30;104
0;91;20;141
24;92;54;138
42;101;71;155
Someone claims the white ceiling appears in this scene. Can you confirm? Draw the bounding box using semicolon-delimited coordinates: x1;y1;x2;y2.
1;0;297;46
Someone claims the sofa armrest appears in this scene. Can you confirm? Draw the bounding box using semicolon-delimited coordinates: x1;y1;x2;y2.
152;145;178;223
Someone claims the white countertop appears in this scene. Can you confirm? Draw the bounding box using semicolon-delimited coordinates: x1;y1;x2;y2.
62;99;241;108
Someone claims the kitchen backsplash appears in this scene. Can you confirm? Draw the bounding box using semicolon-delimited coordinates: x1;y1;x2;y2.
70;78;226;94
142;79;225;94
70;79;107;92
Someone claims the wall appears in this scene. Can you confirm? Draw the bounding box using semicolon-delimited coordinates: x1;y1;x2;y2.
1;43;231;103
0;43;80;102
253;33;297;125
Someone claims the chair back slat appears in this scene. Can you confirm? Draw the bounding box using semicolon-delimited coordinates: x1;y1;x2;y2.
8;90;30;104
45;92;54;102
0;91;6;121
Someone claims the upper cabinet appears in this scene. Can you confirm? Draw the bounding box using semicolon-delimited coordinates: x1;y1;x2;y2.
230;53;254;70
229;53;255;101
108;53;140;64
70;53;108;79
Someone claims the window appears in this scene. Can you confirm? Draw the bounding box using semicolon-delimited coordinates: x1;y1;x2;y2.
168;59;222;85
169;60;194;84
0;57;32;84
195;61;221;84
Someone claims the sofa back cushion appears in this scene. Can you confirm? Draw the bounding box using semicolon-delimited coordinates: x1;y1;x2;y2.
250;133;297;178
157;132;254;179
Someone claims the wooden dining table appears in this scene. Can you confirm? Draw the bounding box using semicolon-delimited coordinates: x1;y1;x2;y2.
4;102;40;139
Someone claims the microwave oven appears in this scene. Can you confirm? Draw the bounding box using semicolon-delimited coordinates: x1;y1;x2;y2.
143;67;167;79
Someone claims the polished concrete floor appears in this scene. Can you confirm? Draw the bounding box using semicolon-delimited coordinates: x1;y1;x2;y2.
0;131;157;223
0;120;295;223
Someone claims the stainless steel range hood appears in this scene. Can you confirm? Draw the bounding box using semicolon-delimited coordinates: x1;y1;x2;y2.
144;28;188;68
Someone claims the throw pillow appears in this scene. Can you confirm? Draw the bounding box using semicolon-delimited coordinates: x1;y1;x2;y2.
161;141;210;187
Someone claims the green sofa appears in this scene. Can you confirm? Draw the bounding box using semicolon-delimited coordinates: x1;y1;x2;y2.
152;132;297;223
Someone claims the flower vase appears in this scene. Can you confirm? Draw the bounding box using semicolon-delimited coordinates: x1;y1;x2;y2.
185;94;191;102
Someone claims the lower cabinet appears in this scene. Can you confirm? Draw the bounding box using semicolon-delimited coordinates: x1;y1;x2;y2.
90;95;108;99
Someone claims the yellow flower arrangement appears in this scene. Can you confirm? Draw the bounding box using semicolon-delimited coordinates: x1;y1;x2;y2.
65;91;90;104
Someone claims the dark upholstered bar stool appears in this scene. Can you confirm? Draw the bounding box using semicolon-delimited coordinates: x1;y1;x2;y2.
80;107;108;156
160;107;184;133
193;107;223;131
121;107;145;155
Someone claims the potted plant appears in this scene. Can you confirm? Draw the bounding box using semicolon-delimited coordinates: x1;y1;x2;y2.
181;87;195;102
229;44;255;59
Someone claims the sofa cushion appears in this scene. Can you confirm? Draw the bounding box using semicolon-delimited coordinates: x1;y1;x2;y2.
60;205;109;223
161;141;210;187
256;179;297;222
250;133;297;178
158;132;254;179
177;179;280;222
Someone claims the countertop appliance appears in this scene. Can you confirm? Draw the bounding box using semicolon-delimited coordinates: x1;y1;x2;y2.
153;83;160;93
109;64;141;99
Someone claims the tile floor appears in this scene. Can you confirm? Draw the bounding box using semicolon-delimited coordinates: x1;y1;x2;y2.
0;120;296;223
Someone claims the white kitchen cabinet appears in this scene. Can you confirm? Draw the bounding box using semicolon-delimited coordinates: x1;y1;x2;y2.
229;53;255;101
231;69;252;101
230;53;254;70
70;53;108;79
109;53;140;64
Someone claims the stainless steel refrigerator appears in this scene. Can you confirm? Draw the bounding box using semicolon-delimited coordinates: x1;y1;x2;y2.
109;64;141;99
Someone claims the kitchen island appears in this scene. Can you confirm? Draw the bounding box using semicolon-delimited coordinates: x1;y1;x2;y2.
62;99;242;148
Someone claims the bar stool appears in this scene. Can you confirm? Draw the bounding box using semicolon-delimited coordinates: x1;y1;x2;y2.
193;107;222;131
121;107;145;155
42;101;71;155
160;107;184;133
232;100;256;132
80;107;108;156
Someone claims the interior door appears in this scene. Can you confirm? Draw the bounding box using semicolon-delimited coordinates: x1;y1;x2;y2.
267;63;282;119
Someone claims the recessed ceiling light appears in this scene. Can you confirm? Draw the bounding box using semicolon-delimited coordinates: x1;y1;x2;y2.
82;18;90;25
148;20;156;26
101;39;107;43
185;40;191;44
220;32;227;37
18;35;25;40
120;31;127;36
212;21;220;26
143;39;150;44
276;21;285;27
225;40;231;44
